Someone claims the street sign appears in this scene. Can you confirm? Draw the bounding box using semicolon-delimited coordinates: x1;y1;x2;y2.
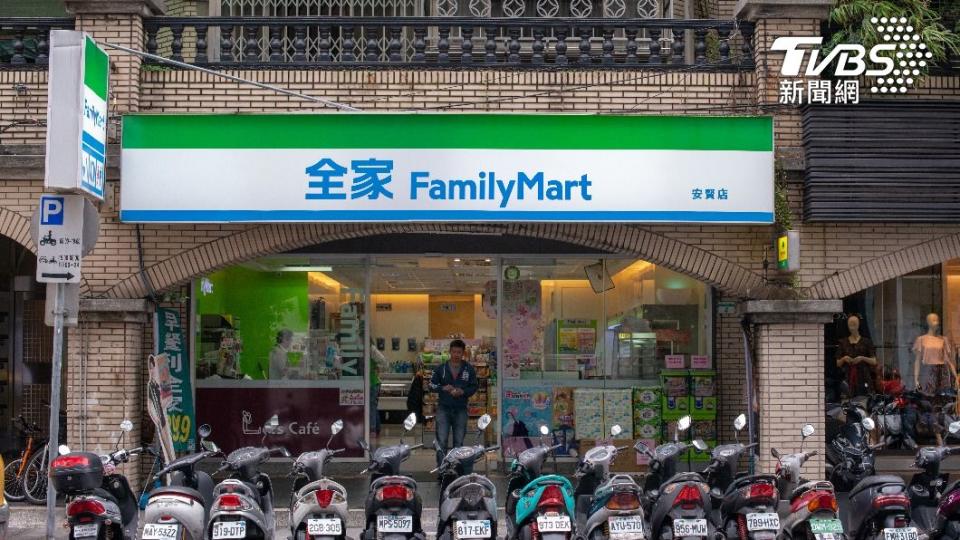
45;31;110;201
34;195;84;283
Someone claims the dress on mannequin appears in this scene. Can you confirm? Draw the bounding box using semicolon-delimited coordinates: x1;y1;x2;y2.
913;313;957;393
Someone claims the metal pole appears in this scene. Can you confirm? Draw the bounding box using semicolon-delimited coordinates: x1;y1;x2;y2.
46;282;65;539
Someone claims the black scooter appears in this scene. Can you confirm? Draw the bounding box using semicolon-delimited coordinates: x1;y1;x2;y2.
359;412;426;540
826;402;881;491
703;414;779;540
434;414;500;540
908;421;960;539
637;415;720;540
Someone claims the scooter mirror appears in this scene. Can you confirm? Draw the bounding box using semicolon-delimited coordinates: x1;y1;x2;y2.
198;424;212;439
331;419;344;436
403;413;418;431
202;440;220;452
692;439;708;451
539;425;550;436
58;444;71;455
634;441;650;455
949;421;960;435
120;420;133;432
357;439;370;452
477;414;491;431
677;416;692;432
734;414;747;432
801;424;815;438
862;418;876;431
610;424;623;438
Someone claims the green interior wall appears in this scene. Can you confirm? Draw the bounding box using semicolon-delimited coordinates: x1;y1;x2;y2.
195;267;309;378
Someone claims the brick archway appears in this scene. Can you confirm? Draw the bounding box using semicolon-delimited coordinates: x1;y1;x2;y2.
0;207;35;253
807;233;960;299
104;222;767;299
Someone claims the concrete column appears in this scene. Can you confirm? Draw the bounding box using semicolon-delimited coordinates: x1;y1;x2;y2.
743;300;841;476
66;298;152;490
735;0;833;167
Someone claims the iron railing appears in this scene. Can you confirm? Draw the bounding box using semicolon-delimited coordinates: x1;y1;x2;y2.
0;18;76;66
141;16;755;68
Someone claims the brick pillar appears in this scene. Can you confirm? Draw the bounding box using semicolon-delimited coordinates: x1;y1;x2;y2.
743;300;841;476
64;0;165;115
735;0;833;165
66;299;152;490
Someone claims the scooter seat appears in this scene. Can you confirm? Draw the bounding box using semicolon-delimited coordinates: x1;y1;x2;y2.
152;486;206;504
789;480;833;502
848;475;905;499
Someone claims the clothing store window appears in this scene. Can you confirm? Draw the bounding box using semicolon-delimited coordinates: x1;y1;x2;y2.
826;261;960;448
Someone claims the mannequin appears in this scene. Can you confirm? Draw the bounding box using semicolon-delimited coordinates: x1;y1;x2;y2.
913;313;958;392
836;314;878;396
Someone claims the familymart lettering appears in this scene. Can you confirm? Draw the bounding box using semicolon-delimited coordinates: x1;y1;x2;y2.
304;157;593;208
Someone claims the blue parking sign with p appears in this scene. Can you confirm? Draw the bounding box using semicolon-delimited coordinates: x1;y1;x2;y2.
40;196;65;225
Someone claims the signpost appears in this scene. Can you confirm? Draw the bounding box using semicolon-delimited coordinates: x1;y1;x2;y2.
41;29;108;540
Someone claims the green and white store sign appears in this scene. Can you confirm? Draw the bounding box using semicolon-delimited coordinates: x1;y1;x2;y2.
120;114;773;223
45;31;109;201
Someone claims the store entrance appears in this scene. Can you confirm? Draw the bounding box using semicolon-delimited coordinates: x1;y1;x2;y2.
370;256;498;473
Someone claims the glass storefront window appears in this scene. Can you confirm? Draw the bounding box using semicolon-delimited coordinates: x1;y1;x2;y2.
191;254;712;469
825;261;960;449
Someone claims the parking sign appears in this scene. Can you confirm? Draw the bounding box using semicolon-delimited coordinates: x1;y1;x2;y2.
35;195;85;283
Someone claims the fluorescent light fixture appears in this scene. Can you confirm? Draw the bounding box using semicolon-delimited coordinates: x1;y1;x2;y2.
281;265;333;272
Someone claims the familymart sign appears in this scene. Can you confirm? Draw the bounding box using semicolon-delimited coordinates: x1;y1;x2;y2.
120;114;774;223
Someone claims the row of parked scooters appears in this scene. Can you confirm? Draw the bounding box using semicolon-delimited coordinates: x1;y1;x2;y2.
44;409;960;540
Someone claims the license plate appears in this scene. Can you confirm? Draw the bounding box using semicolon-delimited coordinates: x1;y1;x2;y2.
73;523;99;538
810;519;844;534
377;514;414;533
212;520;247;539
536;514;572;532
884;528;919;540
143;523;181;539
609;515;646;537
673;519;708;537
308;518;343;536
456;519;492;538
747;513;781;532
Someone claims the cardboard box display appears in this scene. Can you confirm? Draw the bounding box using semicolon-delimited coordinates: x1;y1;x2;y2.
634;421;662;440
633;386;662;406
574;388;604;440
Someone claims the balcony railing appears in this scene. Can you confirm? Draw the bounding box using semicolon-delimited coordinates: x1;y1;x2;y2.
141;16;754;68
0;18;76;65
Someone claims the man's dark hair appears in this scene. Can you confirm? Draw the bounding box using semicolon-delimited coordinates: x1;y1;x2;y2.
449;339;466;352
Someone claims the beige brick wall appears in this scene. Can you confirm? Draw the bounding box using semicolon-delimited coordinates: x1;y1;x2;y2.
65;315;145;488
755;321;825;474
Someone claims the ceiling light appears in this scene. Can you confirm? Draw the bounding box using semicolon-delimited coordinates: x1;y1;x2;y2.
453;258;462;263
280;265;333;272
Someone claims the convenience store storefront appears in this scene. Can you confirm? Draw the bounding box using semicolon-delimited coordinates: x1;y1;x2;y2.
120;113;774;467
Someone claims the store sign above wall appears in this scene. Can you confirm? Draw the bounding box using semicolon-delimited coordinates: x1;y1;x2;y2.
120;114;774;224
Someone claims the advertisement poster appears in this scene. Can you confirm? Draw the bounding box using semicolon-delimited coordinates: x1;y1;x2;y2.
146;354;176;464
196;386;365;456
501;386;576;457
156;307;196;452
557;320;597;354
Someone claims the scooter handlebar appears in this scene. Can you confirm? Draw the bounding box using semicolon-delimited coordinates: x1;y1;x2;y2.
485;445;500;453
869;442;886;451
409;444;425;451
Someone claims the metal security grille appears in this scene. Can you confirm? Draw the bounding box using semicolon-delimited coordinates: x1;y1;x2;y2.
803;101;960;222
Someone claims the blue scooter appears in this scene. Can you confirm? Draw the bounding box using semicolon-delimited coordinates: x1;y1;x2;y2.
505;425;577;540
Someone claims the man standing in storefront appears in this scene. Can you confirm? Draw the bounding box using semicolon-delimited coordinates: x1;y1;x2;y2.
429;339;478;466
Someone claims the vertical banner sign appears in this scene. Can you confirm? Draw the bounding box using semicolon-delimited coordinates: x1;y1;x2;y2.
45;31;109;201
146;354;176;464
157;308;196;452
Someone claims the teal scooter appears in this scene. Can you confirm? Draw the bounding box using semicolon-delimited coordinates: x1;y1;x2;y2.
504;425;577;540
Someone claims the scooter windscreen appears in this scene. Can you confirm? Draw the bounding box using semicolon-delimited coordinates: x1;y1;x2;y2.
445;446;483;464
584;446;613;464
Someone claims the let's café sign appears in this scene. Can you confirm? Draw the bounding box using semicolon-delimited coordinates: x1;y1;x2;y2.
45;31;109;201
120;114;774;224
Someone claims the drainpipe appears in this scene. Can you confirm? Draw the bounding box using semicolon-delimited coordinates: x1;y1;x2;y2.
741;318;757;472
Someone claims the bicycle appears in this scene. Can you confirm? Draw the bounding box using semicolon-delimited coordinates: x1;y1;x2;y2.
3;415;47;504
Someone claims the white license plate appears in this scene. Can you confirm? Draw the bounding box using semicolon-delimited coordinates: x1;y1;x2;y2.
884;528;919;540
536;514;572;532
142;523;180;539
212;520;247;539
609;515;646;537
377;514;414;533
747;513;781;532
673;519;708;537
73;523;99;538
308;518;343;536
456;519;492;538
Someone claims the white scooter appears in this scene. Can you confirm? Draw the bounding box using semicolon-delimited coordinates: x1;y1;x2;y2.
289;419;350;540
